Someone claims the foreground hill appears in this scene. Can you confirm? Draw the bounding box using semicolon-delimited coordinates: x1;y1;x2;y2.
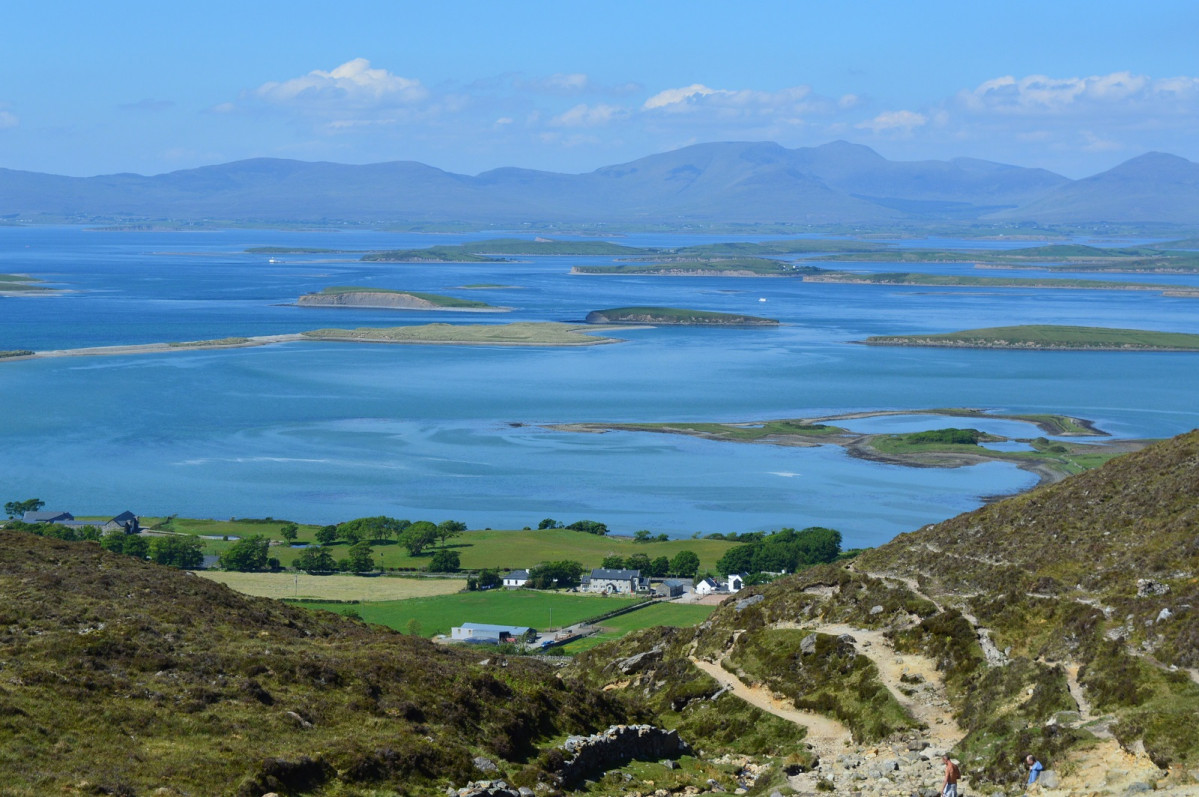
569;431;1199;793
5;140;1197;226
0;532;634;795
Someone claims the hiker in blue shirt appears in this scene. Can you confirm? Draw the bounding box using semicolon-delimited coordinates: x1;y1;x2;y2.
1026;754;1044;786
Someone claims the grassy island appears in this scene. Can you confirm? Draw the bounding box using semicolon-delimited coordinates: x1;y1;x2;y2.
302;321;618;346
584;307;779;325
862;325;1199;352
573;257;813;276
296;286;501;311
802;270;1190;292
0;273;52;293
360;246;501;262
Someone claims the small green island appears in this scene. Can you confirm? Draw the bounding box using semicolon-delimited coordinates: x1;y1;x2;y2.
584;306;779;325
572;257;814;276
862;325;1199;351
0;273;54;294
295;286;506;312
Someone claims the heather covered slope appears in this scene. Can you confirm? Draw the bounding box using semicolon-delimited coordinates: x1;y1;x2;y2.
568;431;1199;792
0;532;634;795
856;428;1199;668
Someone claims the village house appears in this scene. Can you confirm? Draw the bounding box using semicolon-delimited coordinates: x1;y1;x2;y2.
582;568;647;594
502;569;529;589
727;573;748;592
450;623;536;644
695;577;720;596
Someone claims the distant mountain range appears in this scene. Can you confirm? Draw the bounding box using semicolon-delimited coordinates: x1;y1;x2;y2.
3;141;1198;226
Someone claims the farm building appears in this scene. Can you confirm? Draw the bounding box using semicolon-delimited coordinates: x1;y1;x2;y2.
653;579;689;598
450;623;536;644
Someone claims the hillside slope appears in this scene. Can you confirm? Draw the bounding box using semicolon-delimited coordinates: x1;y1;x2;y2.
0;532;634;795
569;431;1199;793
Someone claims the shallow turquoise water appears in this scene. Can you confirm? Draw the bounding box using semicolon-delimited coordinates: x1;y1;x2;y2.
2;227;1197;546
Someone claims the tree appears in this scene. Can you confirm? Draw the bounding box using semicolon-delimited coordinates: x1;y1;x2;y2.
537;518;563;530
566;519;608;536
345;541;375;573
633;529;652;543
279;523;299;543
405;619;423;636
648;556;671;578
398;521;438;556
219;535;270;572
315;525;338;546
337;516;407;544
601;555;625;569
4;498;44;519
477;569;501;590
625;552;650;573
149;535;204;568
294;546;337;573
527;560;585;589
436;519;467;547
101;530;148;558
670;550;700;579
428;548;461;573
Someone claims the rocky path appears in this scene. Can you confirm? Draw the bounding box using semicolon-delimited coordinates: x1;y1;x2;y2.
688;656;853;760
786;622;964;752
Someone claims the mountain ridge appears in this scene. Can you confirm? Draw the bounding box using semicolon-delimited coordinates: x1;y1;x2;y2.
4;140;1197;226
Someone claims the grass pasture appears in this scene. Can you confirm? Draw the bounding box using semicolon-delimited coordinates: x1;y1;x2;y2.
557;601;716;653
146;519;740;573
294;589;641;637
198;571;466;601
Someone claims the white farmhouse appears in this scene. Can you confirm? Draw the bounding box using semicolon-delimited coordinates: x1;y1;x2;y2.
502;569;529;588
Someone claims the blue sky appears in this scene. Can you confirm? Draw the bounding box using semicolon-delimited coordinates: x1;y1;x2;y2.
3;0;1198;178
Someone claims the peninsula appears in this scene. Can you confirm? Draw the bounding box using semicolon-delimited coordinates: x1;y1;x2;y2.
861;325;1199;351
548;408;1140;485
584;307;779;325
295;286;507;311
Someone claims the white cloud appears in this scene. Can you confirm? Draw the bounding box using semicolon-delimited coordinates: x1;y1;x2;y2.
550;103;627;128
254;58;427;109
644;83;721;110
959;71;1199;115
0;110;17;129
643;84;820;120
857;109;928;134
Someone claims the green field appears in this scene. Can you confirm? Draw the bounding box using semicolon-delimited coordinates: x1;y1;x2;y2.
556;602;716;653
294;588;642;637
863;325;1199;351
144;519;740;574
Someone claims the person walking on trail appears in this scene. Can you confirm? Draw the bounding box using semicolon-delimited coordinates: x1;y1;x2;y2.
1026;754;1044;786
942;754;961;797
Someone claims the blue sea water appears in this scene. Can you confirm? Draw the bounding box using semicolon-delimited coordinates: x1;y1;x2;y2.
2;226;1198;548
